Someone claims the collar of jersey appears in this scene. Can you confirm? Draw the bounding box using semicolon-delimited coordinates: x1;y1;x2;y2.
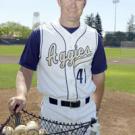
51;20;87;40
61;25;79;34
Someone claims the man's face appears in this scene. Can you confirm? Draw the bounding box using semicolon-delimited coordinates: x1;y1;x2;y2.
57;0;86;22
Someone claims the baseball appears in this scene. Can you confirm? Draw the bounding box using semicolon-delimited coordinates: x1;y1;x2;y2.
26;121;39;135
14;125;26;135
39;128;48;135
2;126;14;135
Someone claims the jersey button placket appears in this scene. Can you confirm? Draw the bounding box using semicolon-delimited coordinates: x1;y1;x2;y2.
65;37;77;100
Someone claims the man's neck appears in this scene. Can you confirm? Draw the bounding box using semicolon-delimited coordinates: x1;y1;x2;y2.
59;18;80;28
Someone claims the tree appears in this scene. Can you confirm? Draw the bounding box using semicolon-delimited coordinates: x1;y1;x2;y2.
0;22;31;39
104;32;127;47
95;13;103;36
85;13;103;35
127;15;135;33
0;29;2;36
127;15;135;41
85;14;95;28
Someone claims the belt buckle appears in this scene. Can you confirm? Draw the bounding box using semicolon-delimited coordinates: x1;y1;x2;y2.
69;101;73;108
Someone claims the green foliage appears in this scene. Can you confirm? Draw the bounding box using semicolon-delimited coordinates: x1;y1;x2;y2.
0;21;32;38
127;32;135;41
126;14;135;41
85;14;95;28
104;14;135;47
127;14;135;33
95;13;103;36
104;32;127;47
85;13;103;35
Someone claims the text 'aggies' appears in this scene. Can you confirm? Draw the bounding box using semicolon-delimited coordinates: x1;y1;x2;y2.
46;43;93;69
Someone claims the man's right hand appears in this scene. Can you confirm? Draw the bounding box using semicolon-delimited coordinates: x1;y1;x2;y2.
8;95;26;113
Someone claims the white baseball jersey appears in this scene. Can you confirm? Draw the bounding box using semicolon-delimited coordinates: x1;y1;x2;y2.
37;21;98;100
19;20;106;135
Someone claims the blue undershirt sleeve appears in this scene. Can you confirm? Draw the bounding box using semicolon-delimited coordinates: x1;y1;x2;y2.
19;28;40;71
91;34;107;74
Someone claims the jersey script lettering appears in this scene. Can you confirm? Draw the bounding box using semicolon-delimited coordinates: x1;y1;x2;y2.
46;43;93;68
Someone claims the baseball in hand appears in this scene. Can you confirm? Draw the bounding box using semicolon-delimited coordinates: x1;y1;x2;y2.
39;128;48;135
26;121;39;135
2;126;14;135
14;125;26;135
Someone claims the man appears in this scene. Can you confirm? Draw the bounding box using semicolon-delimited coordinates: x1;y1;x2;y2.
9;0;107;134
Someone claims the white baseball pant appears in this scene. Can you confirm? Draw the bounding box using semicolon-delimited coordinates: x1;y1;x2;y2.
40;96;100;135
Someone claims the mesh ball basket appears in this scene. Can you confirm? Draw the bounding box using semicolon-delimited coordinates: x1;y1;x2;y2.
0;109;97;135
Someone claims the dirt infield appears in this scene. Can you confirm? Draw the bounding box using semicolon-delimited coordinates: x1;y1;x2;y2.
0;56;19;64
107;58;135;65
0;88;135;135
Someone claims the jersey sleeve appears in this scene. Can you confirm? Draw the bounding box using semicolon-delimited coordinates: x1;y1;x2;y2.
91;34;107;74
19;28;40;71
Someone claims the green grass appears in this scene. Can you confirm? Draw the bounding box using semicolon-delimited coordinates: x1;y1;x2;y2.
0;64;134;93
105;47;135;59
0;45;135;58
0;64;36;89
0;45;24;56
0;46;135;93
106;64;135;93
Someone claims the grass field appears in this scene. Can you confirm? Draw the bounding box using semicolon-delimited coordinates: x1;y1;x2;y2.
105;47;135;59
106;64;135;93
0;45;24;56
0;64;36;89
0;45;135;93
1;45;135;58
